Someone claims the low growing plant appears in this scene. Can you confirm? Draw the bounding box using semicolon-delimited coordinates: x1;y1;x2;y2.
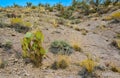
10;18;31;33
51;55;70;69
72;42;81;52
112;39;120;49
21;30;46;67
111;11;120;20
11;18;32;27
80;54;97;73
0;58;7;68
52;19;59;28
49;40;74;55
3;41;12;50
11;18;23;25
111;33;120;49
110;63;120;73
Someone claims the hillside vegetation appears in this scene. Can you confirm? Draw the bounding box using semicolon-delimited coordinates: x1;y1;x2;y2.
0;0;120;78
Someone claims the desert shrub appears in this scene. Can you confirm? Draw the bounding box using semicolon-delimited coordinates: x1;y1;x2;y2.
80;1;90;15
80;59;96;73
60;9;73;19
73;25;80;31
75;27;80;31
13;3;21;8
0;40;12;50
6;13;17;18
55;3;64;11
49;40;74;55
80;54;97;73
26;2;32;7
112;33;120;49
10;18;31;33
3;41;12;50
0;22;9;28
52;19;59;28
102;16;112;21
44;3;54;12
23;22;32;27
11;23;30;33
72;42;81;52
116;33;120;38
103;0;111;6
65;20;72;27
80;28;88;35
112;39;120;49
39;6;45;12
51;55;70;69
0;59;7;68
103;11;120;21
21;30;46;67
11;18;31;26
79;53;100;78
48;7;54;12
56;18;65;25
109;62;120;73
11;18;23;25
111;66;120;73
31;6;37;9
71;19;81;24
111;11;120;22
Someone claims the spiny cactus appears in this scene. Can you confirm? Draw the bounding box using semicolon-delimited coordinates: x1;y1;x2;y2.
21;30;46;67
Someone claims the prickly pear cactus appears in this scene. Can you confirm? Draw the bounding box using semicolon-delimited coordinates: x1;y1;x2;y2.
21;30;46;67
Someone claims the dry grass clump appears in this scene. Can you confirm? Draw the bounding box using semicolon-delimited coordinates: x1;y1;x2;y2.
10;18;31;33
0;59;7;68
71;41;81;52
103;11;120;21
51;55;70;69
79;53;99;78
112;33;120;49
80;58;97;73
66;20;71;26
109;62;120;73
102;16;112;21
11;18;32;27
52;19;59;28
56;18;65;25
11;18;23;25
80;28;88;35
74;27;80;31
39;6;45;13
112;39;120;49
111;11;120;19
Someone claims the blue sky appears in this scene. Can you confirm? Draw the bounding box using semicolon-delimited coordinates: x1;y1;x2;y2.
0;0;72;7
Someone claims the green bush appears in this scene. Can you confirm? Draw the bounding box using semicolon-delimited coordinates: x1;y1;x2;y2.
49;40;74;55
31;6;37;9
60;9;73;19
21;30;46;67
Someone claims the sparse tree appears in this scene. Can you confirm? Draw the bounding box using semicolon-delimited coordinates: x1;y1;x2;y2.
13;3;20;8
112;0;119;5
38;3;44;7
26;2;32;7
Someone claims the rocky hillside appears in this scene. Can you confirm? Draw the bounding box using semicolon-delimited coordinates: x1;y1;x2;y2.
0;2;120;78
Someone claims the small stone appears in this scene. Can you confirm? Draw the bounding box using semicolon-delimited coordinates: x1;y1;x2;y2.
96;65;106;71
14;59;18;63
13;68;18;71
